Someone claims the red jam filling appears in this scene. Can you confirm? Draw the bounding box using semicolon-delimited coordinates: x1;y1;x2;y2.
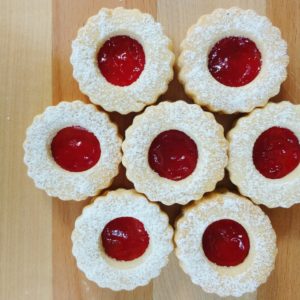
101;217;149;261
51;126;101;172
202;219;250;267
148;130;198;181
208;36;262;87
252;126;300;179
97;35;145;86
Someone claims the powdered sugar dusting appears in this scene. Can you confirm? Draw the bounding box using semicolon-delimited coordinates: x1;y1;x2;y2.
72;189;174;290
178;7;288;113
228;101;300;208
23;101;122;200
71;7;174;114
175;191;277;297
122;101;228;205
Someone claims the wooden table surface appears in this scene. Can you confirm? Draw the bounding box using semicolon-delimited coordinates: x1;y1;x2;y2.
1;0;300;299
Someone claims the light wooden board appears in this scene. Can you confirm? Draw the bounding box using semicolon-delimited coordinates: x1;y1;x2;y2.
0;0;52;300
1;0;300;299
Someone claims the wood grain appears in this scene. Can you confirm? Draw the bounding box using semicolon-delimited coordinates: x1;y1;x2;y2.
0;0;52;300
1;0;300;299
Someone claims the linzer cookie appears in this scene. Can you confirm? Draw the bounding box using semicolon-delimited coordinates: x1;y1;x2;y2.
71;7;174;114
122;101;228;205
178;7;288;113
72;189;173;290
23;101;121;200
228;101;300;207
175;191;277;297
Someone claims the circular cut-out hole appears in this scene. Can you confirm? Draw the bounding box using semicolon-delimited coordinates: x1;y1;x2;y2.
208;36;262;87
202;219;250;267
253;126;300;179
101;217;149;261
51;126;101;172
148;129;198;181
97;35;145;86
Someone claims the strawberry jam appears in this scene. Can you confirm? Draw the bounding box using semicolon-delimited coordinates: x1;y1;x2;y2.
208;36;262;87
148;130;198;181
97;35;145;86
51;126;101;172
101;217;149;261
253;126;300;179
202;219;250;267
